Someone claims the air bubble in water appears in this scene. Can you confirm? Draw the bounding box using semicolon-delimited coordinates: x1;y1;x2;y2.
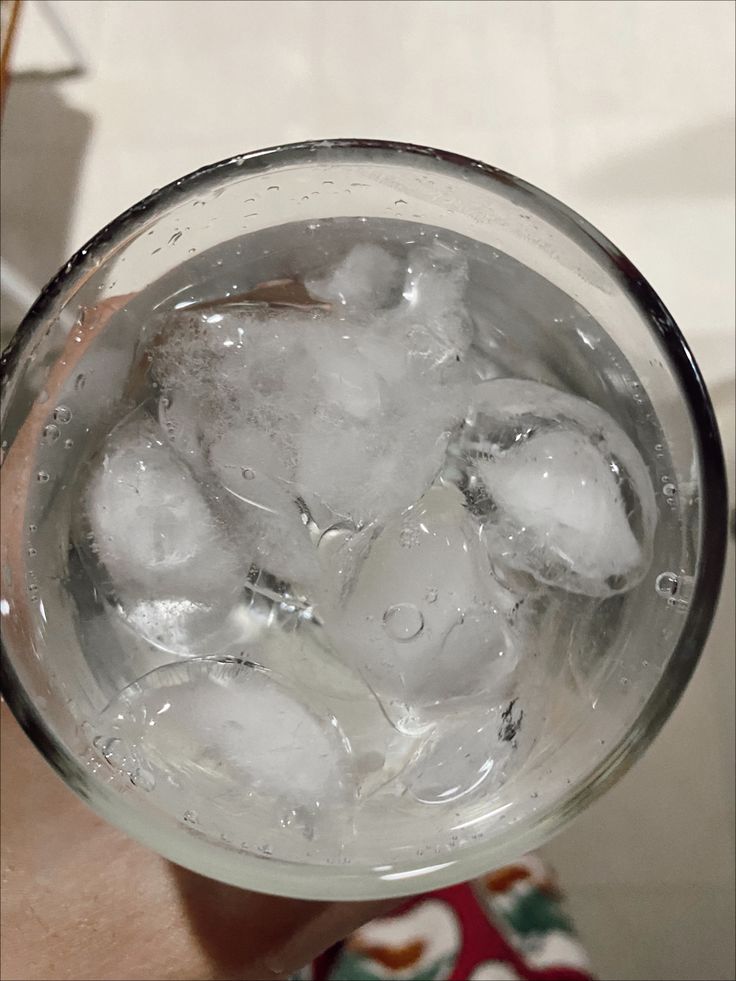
130;767;156;792
425;587;438;604
36;471;50;483
382;603;424;642
74;373;86;391
241;468;255;480
655;572;679;597
662;483;677;499
183;809;198;825
64;439;74;450
53;406;72;424
42;424;60;445
27;548;37;558
94;736;123;766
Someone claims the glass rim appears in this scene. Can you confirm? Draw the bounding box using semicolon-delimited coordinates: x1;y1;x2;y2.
0;138;728;899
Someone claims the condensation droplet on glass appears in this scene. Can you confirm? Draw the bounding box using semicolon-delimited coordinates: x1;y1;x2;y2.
42;424;60;445
53;405;72;424
655;572;679;597
383;603;424;642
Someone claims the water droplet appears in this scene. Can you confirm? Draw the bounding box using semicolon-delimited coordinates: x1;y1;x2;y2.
64;439;74;450
183;809;198;825
168;231;182;245
53;405;72;424
27;547;37;558
662;483;677;499
41;424;60;445
383;603;424;642
28;524;37;534
94;736;123;766
36;471;50;483
74;373;86;391
130;767;156;792
241;467;255;480
266;185;279;192
655;572;679;597
425;587;438;604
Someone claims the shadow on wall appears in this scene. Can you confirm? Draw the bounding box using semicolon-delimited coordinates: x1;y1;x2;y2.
0;78;91;345
578;118;736;198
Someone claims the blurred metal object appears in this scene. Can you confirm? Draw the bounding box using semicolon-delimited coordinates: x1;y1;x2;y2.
0;0;22;114
185;277;331;313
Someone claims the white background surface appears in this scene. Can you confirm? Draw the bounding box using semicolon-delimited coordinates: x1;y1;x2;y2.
2;2;734;979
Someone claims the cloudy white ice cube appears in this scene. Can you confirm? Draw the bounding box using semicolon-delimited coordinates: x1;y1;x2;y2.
455;379;656;597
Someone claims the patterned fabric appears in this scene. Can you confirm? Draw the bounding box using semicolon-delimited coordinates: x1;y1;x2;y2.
291;856;592;981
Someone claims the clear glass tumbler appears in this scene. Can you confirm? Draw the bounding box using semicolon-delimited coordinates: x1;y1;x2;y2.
0;140;727;900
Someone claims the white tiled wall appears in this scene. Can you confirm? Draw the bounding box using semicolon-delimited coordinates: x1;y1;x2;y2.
2;3;734;979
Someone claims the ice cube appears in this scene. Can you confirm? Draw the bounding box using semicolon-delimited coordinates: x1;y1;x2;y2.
100;657;353;833
150;245;472;530
84;410;243;606
319;485;519;731
405;697;532;805
306;243;404;310
455;379;656;596
403;240;473;369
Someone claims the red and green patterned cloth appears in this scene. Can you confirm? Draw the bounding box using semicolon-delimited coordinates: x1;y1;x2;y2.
293;856;593;981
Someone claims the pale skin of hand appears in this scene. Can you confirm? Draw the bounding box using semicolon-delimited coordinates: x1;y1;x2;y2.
0;297;400;981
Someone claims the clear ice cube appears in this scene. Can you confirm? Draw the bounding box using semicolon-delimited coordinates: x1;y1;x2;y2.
404;697;532;805
320;485;519;731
